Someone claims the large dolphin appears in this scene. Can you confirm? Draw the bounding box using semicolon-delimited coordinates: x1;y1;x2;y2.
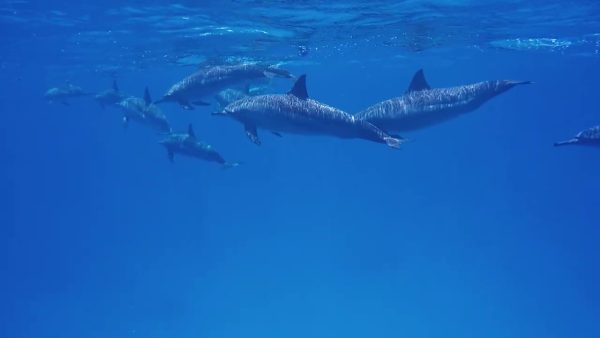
355;69;531;132
95;80;125;109
156;63;293;110
44;84;91;105
214;75;403;148
119;88;171;133
159;124;239;168
554;125;600;147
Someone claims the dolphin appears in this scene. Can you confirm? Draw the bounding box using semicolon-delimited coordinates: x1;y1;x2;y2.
94;79;125;109
156;63;293;110
159;124;239;168
214;84;267;109
554;125;600;147
119;87;171;133
44;84;91;105
355;69;532;132
214;74;403;148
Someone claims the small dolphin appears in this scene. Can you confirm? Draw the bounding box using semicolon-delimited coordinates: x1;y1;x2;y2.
119;88;171;133
156;63;293;110
95;80;125;109
159;124;239;168
44;84;91;105
554;125;600;147
214;84;267;109
355;69;532;132
214;75;402;148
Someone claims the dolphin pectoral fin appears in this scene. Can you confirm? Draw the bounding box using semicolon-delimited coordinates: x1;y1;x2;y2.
271;131;283;137
245;124;261;145
405;69;431;93
192;100;210;106
554;138;578;147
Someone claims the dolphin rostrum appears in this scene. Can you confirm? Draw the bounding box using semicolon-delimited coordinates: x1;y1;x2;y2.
156;63;293;110
119;87;171;133
159;124;239;168
355;69;531;132
214;74;403;148
554;125;600;147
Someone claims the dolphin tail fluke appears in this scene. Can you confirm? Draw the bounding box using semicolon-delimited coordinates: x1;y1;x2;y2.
554;138;578;147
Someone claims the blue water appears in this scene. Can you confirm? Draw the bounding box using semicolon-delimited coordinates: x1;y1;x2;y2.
2;1;600;338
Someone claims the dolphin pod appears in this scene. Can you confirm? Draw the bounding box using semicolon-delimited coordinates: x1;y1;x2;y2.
214;74;403;148
54;63;600;168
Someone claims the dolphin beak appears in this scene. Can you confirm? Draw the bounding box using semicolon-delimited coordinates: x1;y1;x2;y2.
554;138;579;147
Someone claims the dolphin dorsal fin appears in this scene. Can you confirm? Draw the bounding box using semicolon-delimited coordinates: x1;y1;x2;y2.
187;124;196;140
112;79;119;92
406;69;431;93
287;74;308;100
144;87;152;105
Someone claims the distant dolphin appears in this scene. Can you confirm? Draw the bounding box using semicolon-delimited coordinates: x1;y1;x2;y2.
214;74;403;148
159;124;239;168
156;63;293;110
95;80;125;109
554;125;600;147
355;69;532;132
44;84;91;105
214;84;267;109
119;88;171;133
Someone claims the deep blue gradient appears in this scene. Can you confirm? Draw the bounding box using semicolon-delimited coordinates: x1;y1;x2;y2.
2;1;600;338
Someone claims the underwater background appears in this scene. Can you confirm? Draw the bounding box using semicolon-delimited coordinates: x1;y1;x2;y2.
2;1;600;337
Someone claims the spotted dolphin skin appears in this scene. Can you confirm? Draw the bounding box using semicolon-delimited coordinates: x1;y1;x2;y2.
119;87;171;133
95;80;124;109
215;75;403;148
44;84;91;105
159;124;239;168
355;69;531;132
156;63;293;110
554;126;600;147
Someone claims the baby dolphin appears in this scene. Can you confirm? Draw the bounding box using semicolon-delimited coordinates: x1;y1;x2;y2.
156;63;293;110
119;88;171;133
554;125;600;147
159;124;239;168
95;80;125;109
44;84;91;105
214;75;402;148
355;69;532;132
214;84;267;109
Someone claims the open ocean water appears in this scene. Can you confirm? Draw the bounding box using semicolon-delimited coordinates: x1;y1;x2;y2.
1;1;600;337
